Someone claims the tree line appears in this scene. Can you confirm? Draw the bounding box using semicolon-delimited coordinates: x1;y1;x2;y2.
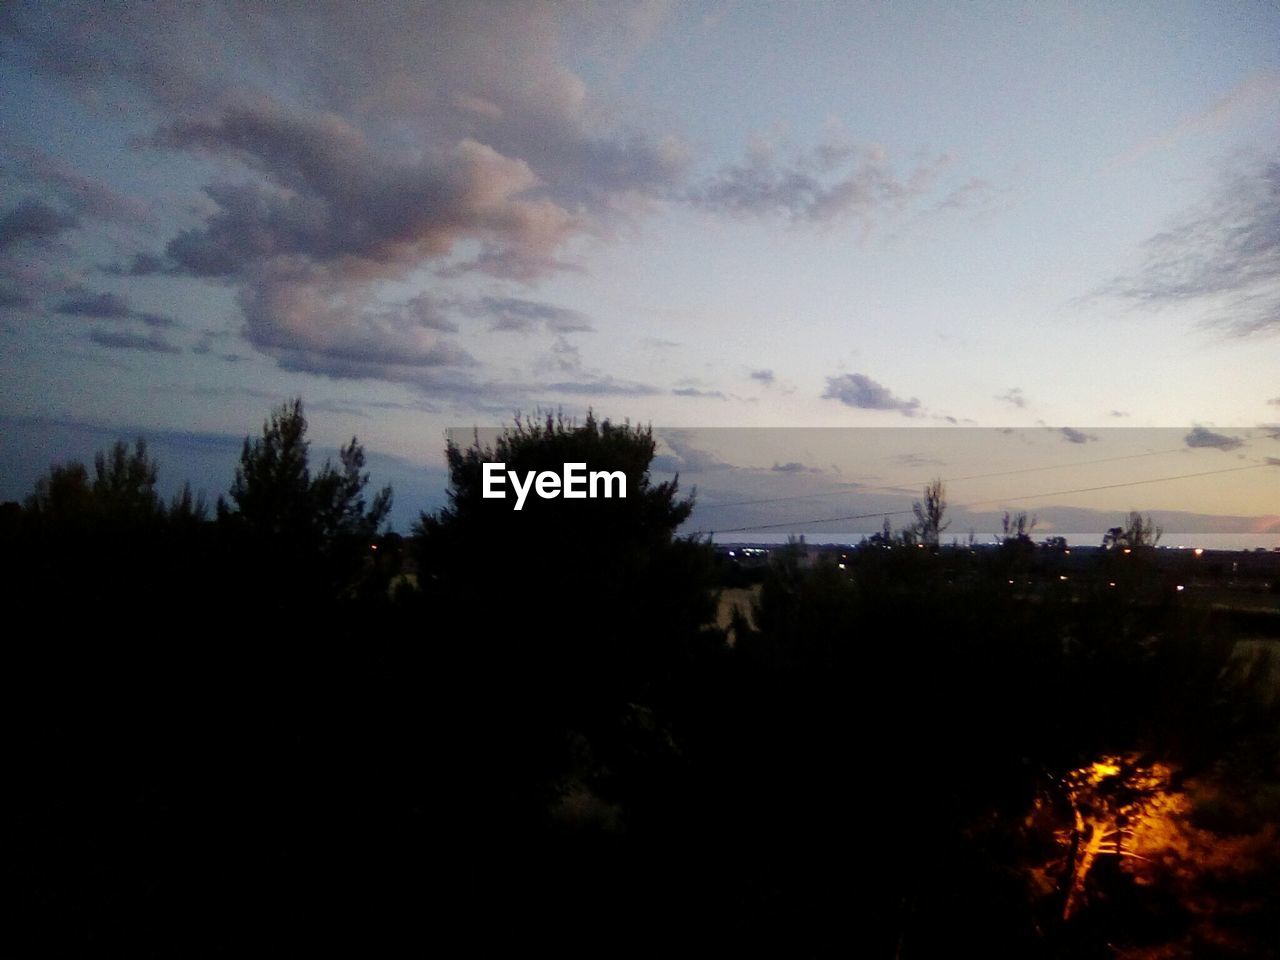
6;399;1278;958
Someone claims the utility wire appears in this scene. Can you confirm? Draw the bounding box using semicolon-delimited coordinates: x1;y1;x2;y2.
695;461;1272;537
695;432;1279;511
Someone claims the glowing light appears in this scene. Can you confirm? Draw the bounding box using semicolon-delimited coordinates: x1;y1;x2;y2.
1194;547;1204;557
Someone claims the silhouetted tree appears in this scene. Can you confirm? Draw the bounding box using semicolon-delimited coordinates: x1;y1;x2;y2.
412;409;721;918
1102;511;1162;550
221;398;390;543
218;398;391;601
911;477;950;547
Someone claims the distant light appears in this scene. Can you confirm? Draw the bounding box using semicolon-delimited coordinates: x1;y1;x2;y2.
837;563;846;570
370;544;378;551
1176;585;1185;592
728;550;735;557
1059;575;1068;581
1109;581;1116;587
1064;549;1071;555
1194;547;1204;557
1123;548;1132;554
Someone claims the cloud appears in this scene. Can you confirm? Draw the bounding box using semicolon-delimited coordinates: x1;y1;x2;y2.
540;376;661;397
236;279;475;382
1184;426;1243;451
2;4;694;397
0;198;79;249
690;138;951;225
996;387;1027;409
1102;156;1280;335
1114;70;1280;167
1108;409;1130;418
538;335;582;374
749;368;775;385
465;296;592;333
57;289;133;319
892;453;945;468
823;373;921;416
0;286;33;308
652;431;734;474
772;461;820;474
1059;427;1098;444
54;287;179;328
1269;397;1280;406
673;387;728;400
136;108;580;282
89;329;181;354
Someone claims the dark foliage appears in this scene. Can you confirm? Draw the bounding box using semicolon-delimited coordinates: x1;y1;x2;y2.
6;412;1278;957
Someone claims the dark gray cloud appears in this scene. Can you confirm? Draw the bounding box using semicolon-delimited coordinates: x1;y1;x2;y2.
1184;426;1243;451
136;312;178;329
997;387;1027;409
89;329;181;354
55;287;179;328
1059;427;1098;444
540;376;661;397
0;286;34;309
0;198;79;249
690;139;950;225
823;373;921;417
1103;157;1280;335
749;368;775;384
465;296;592;334
673;387;728;400
57;289;132;319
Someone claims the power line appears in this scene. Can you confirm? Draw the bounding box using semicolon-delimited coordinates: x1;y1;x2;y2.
701;460;1269;537
692;432;1279;511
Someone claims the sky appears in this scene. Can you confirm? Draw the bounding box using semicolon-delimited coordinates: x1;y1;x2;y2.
1;2;1278;535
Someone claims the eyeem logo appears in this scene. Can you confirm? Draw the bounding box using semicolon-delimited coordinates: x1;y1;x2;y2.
482;462;627;511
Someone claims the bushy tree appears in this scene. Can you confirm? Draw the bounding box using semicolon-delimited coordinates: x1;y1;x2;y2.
413;410;719;835
24;438;174;528
221;398;391;546
218;398;392;603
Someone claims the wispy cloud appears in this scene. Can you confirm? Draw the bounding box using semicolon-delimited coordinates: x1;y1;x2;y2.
689;138;951;226
464;296;593;334
89;329;181;354
1101;156;1280;336
996;387;1027;409
673;387;728;400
